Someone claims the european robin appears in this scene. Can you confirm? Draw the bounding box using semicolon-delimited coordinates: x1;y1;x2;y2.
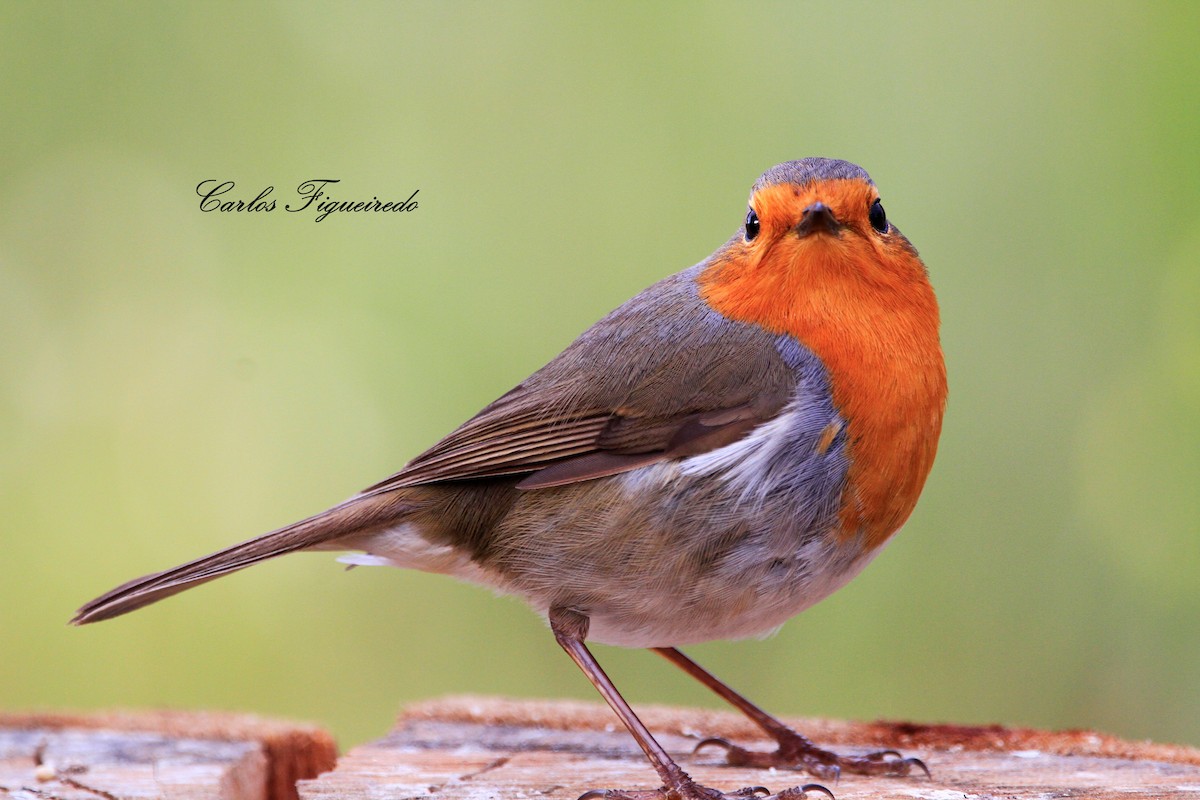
75;158;947;800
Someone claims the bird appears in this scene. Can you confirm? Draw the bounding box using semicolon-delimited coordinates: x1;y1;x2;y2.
74;158;947;800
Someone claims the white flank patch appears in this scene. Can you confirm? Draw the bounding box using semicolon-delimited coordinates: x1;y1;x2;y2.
678;405;798;494
336;554;394;567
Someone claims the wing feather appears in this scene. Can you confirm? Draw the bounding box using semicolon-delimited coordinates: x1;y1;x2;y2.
362;265;800;496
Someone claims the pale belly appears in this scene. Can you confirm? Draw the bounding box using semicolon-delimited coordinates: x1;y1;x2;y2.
338;448;880;648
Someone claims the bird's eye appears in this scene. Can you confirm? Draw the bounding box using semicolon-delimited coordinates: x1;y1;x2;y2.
868;199;888;234
745;208;760;241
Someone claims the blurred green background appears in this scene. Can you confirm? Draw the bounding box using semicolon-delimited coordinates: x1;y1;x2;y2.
3;2;1197;754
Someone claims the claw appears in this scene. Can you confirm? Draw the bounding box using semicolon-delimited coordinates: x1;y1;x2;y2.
577;781;836;800
692;726;927;782
773;785;834;800
694;736;735;755
846;751;929;778
864;750;902;760
576;791;664;800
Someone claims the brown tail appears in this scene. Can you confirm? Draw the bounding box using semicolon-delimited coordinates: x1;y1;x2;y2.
72;491;413;625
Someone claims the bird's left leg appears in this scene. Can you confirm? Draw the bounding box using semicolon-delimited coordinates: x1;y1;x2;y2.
552;609;832;800
651;647;928;782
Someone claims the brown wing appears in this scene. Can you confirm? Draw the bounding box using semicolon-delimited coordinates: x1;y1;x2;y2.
361;265;798;495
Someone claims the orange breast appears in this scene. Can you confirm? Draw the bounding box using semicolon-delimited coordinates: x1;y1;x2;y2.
699;181;947;550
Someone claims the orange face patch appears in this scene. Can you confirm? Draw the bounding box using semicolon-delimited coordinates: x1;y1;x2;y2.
702;179;926;328
699;178;947;550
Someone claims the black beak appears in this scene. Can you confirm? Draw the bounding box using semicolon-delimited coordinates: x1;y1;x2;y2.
795;202;841;237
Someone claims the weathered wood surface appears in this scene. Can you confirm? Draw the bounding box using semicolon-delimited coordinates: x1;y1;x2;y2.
6;700;1199;799
300;696;1200;800
0;710;335;800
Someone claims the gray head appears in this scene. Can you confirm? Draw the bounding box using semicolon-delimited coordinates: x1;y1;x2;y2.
751;158;873;195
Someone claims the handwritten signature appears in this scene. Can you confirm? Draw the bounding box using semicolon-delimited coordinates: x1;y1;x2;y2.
196;179;418;222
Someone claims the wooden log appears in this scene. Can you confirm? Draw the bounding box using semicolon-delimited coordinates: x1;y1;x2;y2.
7;700;1199;799
300;696;1200;800
0;710;335;800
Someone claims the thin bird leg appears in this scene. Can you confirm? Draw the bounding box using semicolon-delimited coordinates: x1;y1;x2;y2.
651;647;928;782
551;609;829;800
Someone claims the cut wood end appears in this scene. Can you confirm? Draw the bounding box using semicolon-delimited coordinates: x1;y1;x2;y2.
1;709;336;800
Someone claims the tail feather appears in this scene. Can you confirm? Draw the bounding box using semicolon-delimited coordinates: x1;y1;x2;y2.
72;491;412;625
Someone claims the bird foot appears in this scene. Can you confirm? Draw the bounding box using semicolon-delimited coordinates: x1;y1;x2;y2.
578;778;833;800
694;733;928;782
